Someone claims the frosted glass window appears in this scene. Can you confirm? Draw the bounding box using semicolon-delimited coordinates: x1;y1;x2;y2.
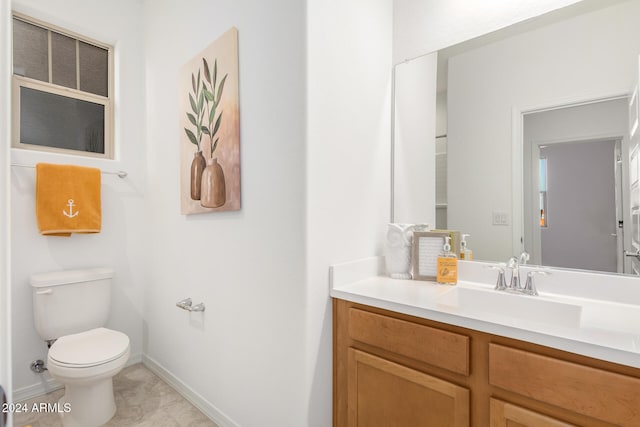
79;42;108;96
12;19;48;82
20;87;105;154
51;31;77;89
12;14;113;158
539;158;548;227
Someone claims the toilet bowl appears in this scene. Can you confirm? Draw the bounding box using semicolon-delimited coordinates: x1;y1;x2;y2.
47;328;130;427
30;268;130;427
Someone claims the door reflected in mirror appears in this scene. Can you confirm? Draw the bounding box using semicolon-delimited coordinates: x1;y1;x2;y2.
522;99;627;273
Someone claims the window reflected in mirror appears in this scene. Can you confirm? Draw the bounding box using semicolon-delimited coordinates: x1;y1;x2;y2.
539;157;547;228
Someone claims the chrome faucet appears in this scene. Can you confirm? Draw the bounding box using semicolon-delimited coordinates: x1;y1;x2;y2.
489;265;507;291
507;256;521;291
505;251;531;292
491;251;549;297
522;270;550;296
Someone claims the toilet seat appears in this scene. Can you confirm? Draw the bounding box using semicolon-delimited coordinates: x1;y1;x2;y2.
49;327;129;368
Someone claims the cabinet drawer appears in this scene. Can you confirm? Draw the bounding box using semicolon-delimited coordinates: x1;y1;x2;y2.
489;344;640;427
490;398;575;427
348;308;469;375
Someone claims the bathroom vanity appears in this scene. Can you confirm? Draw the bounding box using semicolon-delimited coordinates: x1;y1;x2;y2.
331;258;640;426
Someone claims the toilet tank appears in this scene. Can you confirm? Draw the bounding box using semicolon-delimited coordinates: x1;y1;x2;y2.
31;268;114;341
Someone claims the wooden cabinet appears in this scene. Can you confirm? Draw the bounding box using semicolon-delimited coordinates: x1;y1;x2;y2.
334;300;472;427
334;299;640;427
348;349;469;426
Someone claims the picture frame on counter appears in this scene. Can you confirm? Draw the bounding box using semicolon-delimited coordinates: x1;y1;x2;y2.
412;231;449;281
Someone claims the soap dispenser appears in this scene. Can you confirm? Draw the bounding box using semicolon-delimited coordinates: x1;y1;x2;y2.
460;234;473;260
437;236;458;285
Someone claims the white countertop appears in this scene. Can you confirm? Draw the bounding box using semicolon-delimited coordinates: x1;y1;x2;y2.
330;257;640;369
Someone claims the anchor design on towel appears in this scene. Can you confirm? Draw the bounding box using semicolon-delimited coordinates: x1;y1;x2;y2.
63;199;79;218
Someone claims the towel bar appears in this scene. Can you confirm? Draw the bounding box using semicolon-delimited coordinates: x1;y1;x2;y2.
11;163;127;178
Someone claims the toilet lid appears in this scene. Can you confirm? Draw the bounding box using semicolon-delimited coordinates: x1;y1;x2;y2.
49;327;129;367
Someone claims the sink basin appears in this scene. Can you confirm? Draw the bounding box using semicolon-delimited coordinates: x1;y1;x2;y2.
436;286;583;328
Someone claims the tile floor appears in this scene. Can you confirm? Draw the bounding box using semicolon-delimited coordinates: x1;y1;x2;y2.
12;363;219;427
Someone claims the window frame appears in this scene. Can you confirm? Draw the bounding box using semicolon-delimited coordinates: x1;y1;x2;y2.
11;12;114;159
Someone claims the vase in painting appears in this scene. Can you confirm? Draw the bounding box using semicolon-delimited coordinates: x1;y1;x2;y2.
201;157;226;208
190;151;206;200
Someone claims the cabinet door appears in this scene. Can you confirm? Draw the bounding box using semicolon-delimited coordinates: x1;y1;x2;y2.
490;399;575;427
348;348;469;427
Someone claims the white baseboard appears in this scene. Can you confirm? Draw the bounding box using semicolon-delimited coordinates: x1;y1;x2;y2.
12;377;62;402
12;352;143;402
142;354;239;427
128;352;143;365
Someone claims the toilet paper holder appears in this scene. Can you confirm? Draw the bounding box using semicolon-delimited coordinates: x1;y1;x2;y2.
176;298;205;312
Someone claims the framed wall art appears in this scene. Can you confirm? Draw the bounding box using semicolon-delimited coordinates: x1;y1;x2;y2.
179;27;240;214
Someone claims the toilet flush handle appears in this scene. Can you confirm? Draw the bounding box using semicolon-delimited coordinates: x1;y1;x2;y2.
36;289;53;295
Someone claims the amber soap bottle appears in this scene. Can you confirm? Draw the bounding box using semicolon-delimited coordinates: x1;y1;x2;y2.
437;236;458;285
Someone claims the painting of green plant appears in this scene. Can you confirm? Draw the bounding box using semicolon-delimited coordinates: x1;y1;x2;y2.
180;27;241;215
184;69;203;151
184;59;228;156
202;58;228;157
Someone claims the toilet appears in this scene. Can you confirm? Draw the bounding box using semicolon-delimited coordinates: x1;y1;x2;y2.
31;268;130;427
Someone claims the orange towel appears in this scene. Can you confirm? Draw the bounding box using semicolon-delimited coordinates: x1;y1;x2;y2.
36;163;101;237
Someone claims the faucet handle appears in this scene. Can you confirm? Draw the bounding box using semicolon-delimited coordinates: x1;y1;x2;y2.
506;256;521;290
488;265;507;291
522;270;550;296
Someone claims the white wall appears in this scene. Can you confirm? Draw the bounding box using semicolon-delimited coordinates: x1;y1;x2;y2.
447;0;640;262
10;0;146;398
393;53;437;225
142;1;307;426
0;0;13;422
393;0;584;63
306;0;392;424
